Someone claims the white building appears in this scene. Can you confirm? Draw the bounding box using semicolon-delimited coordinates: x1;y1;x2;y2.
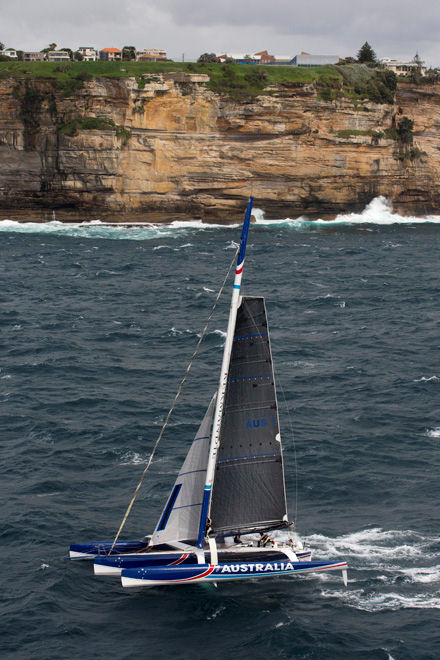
47;50;71;63
77;47;98;62
136;48;167;62
23;51;44;62
380;58;426;77
1;48;18;59
292;54;340;66
217;53;262;64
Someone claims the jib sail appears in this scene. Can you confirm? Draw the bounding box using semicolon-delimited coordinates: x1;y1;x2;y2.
151;395;216;546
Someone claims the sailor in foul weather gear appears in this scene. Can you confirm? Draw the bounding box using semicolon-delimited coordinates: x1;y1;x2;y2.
258;532;273;547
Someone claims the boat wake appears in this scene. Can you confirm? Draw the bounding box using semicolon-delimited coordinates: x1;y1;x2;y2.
304;527;440;611
2;197;440;241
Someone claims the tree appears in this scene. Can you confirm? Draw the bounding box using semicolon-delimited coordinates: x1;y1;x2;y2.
340;56;357;65
396;116;414;144
17;50;24;61
61;47;74;60
122;46;136;61
197;52;220;63
74;50;84;61
412;52;424;68
357;42;377;65
0;42;4;51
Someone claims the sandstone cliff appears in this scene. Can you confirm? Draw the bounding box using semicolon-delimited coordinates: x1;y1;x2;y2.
0;73;439;220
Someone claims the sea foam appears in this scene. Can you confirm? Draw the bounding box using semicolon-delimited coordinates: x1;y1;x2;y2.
2;197;440;241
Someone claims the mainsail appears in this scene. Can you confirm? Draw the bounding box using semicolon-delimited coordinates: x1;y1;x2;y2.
151;395;216;546
209;296;288;536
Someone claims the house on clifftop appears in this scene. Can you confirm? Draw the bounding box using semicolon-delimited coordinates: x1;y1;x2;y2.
380;58;426;77
99;48;122;61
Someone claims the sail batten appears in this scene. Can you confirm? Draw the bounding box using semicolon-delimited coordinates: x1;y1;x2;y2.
209;296;288;537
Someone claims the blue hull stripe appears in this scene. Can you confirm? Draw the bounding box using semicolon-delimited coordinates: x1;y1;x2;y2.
122;560;347;584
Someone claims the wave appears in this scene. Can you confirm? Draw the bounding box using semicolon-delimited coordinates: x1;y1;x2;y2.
2;197;440;240
320;588;440;612
253;197;440;228
304;526;439;561
303;527;440;611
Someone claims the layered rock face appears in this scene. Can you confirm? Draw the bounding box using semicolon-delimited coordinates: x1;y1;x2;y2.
0;73;439;220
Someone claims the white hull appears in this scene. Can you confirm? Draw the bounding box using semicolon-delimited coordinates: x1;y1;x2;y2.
69;550;95;559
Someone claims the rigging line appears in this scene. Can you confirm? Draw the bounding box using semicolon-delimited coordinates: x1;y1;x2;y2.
278;380;299;528
108;245;240;555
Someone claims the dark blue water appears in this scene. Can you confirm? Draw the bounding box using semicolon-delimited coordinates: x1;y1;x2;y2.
1;204;440;659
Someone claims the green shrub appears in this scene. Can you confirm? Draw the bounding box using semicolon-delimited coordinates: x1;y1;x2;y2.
57;116;131;143
319;87;333;101
396;116;414;144
75;70;92;82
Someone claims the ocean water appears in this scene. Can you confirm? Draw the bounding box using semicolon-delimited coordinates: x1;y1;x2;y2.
1;196;439;659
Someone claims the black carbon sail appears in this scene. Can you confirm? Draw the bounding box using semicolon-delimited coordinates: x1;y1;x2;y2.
209;296;288;536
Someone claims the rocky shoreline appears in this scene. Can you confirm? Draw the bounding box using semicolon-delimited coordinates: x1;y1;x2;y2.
1;73;439;220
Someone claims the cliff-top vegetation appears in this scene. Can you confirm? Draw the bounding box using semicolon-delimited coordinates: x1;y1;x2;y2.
0;59;425;105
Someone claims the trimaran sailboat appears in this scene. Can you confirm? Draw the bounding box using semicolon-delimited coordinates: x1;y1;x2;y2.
69;198;348;588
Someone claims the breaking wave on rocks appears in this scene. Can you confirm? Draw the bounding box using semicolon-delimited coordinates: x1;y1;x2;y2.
2;197;440;241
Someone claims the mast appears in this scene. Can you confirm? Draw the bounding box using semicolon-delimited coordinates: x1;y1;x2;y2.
197;197;254;548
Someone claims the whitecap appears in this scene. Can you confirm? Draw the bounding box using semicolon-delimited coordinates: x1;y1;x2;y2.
212;329;226;338
399;565;440;584
119;451;146;465
304;527;439;561
320;588;440;611
224;240;239;250
426;428;440;438
414;376;439;383
206;605;226;620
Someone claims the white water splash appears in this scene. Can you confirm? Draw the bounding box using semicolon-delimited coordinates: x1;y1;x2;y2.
305;527;439;561
400;566;440;584
320;588;440;612
211;329;227;338
254;196;440;228
305;527;440;611
426;427;440;438
119;451;146;465
414;376;439;383
2;197;440;241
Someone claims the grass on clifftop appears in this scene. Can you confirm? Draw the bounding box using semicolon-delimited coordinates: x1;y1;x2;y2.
0;60;342;100
0;60;397;104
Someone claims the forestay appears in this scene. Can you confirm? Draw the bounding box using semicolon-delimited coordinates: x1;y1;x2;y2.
151;395;216;546
209;297;288;536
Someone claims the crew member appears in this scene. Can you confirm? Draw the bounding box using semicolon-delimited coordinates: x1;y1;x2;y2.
258;531;273;547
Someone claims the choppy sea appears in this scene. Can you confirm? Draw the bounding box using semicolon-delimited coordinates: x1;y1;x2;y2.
1;196;439;659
